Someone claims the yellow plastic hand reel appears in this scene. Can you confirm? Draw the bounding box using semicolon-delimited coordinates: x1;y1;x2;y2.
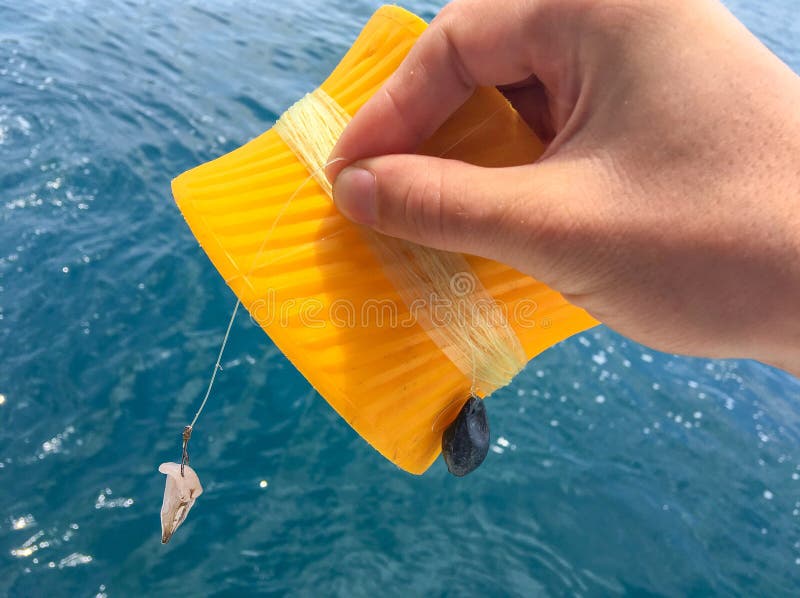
171;6;597;474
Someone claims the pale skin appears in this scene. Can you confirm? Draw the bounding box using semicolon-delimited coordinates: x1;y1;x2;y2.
326;0;800;377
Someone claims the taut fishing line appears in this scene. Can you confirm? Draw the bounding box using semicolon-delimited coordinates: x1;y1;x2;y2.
177;156;348;474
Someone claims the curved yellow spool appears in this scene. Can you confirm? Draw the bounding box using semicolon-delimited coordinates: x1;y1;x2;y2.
171;5;598;474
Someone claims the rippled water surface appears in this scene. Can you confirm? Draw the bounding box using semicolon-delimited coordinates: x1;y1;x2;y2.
2;1;799;596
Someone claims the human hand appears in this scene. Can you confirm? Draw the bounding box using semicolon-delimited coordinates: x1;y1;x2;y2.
326;0;800;375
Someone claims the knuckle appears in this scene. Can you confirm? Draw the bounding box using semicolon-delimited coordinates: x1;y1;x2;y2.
433;1;461;24
380;84;413;136
504;171;582;268
427;20;474;93
398;166;446;244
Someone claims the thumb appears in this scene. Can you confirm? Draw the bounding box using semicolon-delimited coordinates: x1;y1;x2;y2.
331;154;581;270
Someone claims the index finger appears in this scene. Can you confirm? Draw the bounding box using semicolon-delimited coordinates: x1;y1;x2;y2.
326;0;556;182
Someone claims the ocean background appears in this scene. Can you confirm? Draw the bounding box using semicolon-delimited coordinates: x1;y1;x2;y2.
1;0;799;595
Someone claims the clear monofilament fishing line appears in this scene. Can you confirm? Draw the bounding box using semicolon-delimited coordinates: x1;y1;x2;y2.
176;156;349;473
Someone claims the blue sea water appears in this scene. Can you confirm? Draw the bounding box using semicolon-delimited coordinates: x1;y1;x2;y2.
1;0;799;595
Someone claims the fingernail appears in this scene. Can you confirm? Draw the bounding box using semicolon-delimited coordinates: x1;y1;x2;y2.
333;166;376;226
